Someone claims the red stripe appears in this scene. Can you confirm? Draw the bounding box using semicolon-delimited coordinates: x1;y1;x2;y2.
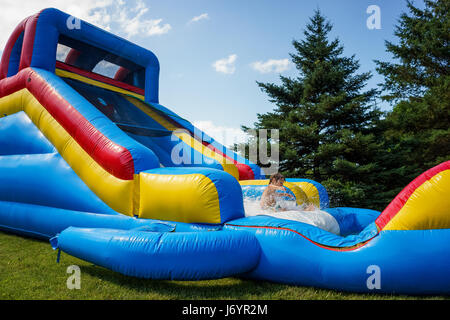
55;61;145;96
114;67;131;81
0;17;28;79
375;161;450;230
64;49;81;65
235;163;255;180
201;141;254;180
0;68;135;180
0;68;28;96
225;223;376;251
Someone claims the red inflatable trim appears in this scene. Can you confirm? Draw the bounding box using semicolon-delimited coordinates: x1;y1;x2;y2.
0;68;135;180
18;13;39;71
114;67;131;81
55;61;145;96
201;141;254;180
0;14;38;79
225;223;376;251
375;161;450;230
64;49;81;65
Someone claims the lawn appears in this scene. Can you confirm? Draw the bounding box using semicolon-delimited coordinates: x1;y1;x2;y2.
0;230;446;300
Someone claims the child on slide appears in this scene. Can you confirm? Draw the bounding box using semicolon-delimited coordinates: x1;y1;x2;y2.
260;173;315;212
258;173;340;235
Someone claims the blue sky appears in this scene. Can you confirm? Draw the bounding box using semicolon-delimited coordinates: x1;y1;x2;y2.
131;0;420;143
0;0;424;145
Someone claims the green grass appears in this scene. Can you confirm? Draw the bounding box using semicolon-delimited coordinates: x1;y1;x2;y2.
0;231;447;300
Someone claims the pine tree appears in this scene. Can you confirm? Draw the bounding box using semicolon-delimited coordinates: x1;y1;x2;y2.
241;10;384;208
375;0;450;192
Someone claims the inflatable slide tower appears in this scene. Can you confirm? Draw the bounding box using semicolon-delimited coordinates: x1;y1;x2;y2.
0;9;449;294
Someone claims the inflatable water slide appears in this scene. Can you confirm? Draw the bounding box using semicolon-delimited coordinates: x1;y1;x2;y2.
0;8;449;294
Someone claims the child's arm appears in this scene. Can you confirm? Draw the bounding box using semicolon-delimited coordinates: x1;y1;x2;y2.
277;192;295;199
269;185;295;199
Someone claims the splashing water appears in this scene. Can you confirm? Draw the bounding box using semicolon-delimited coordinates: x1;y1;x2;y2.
243;198;340;235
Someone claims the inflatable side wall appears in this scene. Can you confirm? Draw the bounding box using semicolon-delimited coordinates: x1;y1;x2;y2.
226;161;450;294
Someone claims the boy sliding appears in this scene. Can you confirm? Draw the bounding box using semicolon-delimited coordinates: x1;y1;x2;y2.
260;173;315;212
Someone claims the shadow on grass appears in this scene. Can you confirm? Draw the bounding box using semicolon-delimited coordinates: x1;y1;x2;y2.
80;264;290;299
79;263;431;300
1;231;446;300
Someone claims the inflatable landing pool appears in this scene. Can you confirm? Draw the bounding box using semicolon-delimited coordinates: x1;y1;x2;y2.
0;9;449;294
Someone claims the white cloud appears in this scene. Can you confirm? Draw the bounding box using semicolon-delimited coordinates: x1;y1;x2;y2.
56;43;71;61
250;58;291;74
0;0;171;50
92;60;120;77
188;13;209;24
0;0;110;50
144;19;172;36
212;54;237;74
116;1;171;37
193;120;249;147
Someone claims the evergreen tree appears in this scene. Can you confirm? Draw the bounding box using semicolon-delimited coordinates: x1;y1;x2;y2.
375;0;450;194
240;10;384;208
